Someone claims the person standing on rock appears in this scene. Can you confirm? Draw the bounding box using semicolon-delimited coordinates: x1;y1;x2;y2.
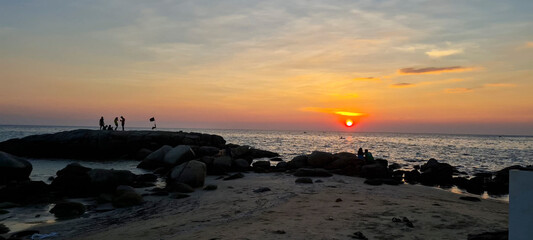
114;117;119;130
99;117;105;130
120;116;125;131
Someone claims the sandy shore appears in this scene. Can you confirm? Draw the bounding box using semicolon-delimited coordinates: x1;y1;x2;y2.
24;172;507;240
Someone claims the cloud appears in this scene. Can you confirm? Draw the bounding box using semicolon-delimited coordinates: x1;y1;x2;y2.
390;83;415;88
484;83;516;88
301;107;365;116
353;77;379;81
444;88;473;93
426;49;463;58
398;66;473;75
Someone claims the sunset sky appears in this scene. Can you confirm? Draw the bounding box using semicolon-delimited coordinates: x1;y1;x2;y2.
1;1;532;134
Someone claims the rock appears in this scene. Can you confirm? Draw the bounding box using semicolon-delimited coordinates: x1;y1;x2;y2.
375;159;389;168
168;160;206;188
51;163;92;197
336;198;342;202
287;155;308;169
0;130;226;160
137;145;173;169
0;223;9;234
0;151;33;184
163;145;195;166
404;169;421;184
295;177;313;184
213;156;233;172
0;180;50;204
294;168;332;177
231;145;250;158
360;163;388;179
197;146;220;157
466;176;486;195
307;151;334;168
325;155;353;170
233;158;250;169
112;185;143;208
453;177;469;189
460;196;481;202
87;169;137;193
467;230;508;240
135;148;152;160
136;173;158;183
389;163;401;170
204;185;217;191
224;173;244;180
50;201;86;218
364;179;383;186
273;230;286;234
419;159;454;186
350;231;368;240
167;183;194;193
276;161;288;169
252;161;271;170
253;187;271;193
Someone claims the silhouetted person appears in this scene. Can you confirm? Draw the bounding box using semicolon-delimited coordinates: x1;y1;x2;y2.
120;116;125;131
357;148;364;159
114;117;119;130
107;125;113;131
150;117;156;129
364;149;374;162
99;117;105;130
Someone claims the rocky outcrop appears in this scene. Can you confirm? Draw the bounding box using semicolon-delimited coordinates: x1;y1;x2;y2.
419;159;454;186
0;151;33;184
50;201;86;219
307;151;334;168
0;129;226;160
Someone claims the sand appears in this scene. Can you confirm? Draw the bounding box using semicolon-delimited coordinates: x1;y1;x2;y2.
25;172;508;240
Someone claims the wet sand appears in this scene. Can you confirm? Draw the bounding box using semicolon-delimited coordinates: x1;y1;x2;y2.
21;172;508;240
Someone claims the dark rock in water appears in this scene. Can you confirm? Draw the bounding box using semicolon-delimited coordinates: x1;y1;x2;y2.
460;196;481;202
360;163;388;179
404;169;420;184
0;180;50;204
253;187;271;193
467;230;508;240
0;130;226;160
419;159;454;186
167;160;206;188
167;183;194;193
112;185;143;208
169;193;190;199
9;230;40;239
307;151;334;168
50;201;86;219
0;151;33;184
294;168;332;177
0;223;9;234
295;177;313;184
287;155;308;169
364;179;383;186
204;185;217;191
224;173;244;180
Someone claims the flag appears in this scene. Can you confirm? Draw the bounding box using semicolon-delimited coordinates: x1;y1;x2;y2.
149;117;155;122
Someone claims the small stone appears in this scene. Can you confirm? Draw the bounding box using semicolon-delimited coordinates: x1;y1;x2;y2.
253;187;271;193
169;193;190;199
273;230;286;234
224;173;244;180
295;177;313;184
204;185;218;191
335;198;342;202
351;231;368;240
460;196;481;202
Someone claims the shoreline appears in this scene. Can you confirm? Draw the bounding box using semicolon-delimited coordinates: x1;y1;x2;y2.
19;172;507;240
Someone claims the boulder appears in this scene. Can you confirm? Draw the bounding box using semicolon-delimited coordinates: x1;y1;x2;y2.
0;151;33;184
294;168;332;177
231;145;250;158
213;156;233;172
163;145;195;166
252;161;271;169
0;181;50;204
419;159;454;186
167;182;194;193
276;161;288;169
326;152;356;170
233;158;250;169
137;145;173;169
452;177;469;189
465;176;485;195
168;160;206;188
87;169;137;193
360;163;388;179
135;148;153;160
307;151;334;168
50;163;92;197
404;169;421;184
197;146;220;157
112;185;143;208
287;155;308;169
50;201;86;219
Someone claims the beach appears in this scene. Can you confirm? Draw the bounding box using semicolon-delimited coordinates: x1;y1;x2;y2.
26;172;507;240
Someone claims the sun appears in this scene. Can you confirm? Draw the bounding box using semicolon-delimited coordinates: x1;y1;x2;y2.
345;119;354;127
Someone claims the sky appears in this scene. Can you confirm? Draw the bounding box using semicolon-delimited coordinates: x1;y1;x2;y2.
1;0;532;135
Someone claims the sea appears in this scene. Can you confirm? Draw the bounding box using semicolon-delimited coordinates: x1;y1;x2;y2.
2;125;533;195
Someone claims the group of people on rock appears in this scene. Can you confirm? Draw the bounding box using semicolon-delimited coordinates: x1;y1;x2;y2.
357;147;374;161
99;116;125;131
